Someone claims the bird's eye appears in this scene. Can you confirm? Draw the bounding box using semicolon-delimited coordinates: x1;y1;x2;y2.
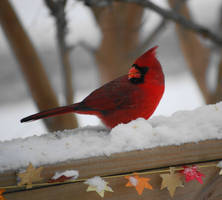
128;67;141;79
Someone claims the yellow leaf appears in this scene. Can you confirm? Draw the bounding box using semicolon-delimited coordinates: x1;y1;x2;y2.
85;177;113;198
160;167;183;197
86;185;113;197
18;163;43;189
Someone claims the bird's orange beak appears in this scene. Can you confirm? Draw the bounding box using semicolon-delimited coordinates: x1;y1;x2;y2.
128;67;141;79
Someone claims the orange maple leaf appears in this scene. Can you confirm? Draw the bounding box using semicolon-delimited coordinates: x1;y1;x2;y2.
0;189;6;200
125;173;153;195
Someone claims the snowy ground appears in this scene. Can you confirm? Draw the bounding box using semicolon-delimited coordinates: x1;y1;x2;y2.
0;0;221;141
0;101;221;172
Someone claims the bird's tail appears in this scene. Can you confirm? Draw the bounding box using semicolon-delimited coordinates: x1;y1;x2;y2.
20;104;79;123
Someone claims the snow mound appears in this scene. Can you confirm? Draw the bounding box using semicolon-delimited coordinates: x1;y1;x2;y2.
0;102;222;172
52;170;79;180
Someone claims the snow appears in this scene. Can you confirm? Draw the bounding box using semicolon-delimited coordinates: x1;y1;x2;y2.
217;161;222;168
129;177;138;186
85;176;107;192
0;102;222;172
52;170;79;180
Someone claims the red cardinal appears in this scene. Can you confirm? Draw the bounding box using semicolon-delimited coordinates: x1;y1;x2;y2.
21;46;164;128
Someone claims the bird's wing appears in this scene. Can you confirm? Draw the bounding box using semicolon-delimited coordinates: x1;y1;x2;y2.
81;75;140;113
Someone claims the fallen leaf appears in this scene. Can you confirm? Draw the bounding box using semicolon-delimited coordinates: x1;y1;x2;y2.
0;189;6;200
85;176;113;198
180;166;205;184
160;167;183;197
125;173;153;195
18;163;43;189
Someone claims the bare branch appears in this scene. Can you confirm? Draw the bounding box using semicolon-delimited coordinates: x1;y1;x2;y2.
131;0;188;58
219;5;222;33
211;55;222;103
45;0;74;106
45;0;78;127
82;0;222;46
77;41;97;54
168;0;211;103
131;20;167;58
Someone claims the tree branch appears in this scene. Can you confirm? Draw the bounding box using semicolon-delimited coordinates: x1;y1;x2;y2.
211;55;222;103
82;0;222;46
45;0;78;127
45;0;74;105
131;0;188;58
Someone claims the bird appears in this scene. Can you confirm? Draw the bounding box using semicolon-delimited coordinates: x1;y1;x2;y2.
21;46;165;128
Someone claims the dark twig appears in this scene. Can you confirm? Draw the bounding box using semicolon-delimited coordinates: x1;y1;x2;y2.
131;19;167;58
45;0;74;105
82;0;222;46
45;0;78;127
77;41;97;54
131;0;188;58
219;5;222;33
122;0;222;46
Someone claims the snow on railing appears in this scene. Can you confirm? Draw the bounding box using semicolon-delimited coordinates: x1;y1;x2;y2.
0;102;222;172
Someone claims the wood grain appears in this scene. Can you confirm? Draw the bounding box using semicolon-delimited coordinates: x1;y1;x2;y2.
40;139;222;180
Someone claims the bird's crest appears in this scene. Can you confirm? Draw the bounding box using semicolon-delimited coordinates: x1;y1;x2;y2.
134;46;158;67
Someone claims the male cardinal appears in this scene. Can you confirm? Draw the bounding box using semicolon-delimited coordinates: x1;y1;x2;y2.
21;46;164;128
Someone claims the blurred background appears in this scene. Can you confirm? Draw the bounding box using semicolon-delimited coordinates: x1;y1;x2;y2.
0;0;221;141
